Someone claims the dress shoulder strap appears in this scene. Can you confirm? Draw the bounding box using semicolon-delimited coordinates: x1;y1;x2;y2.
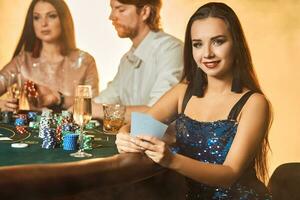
181;84;193;113
227;91;255;121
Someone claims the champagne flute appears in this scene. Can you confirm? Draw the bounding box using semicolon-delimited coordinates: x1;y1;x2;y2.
7;72;22;113
70;85;93;158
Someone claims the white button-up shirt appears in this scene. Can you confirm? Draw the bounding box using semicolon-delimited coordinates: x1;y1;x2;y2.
94;31;183;106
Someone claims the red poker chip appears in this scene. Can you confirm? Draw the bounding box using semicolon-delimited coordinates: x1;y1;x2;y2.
16;126;28;134
24;80;39;98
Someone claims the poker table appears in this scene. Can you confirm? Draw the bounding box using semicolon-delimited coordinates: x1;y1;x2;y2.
0;122;186;200
0;122;118;166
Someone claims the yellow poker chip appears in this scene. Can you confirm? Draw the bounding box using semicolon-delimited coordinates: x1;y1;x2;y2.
11;143;29;148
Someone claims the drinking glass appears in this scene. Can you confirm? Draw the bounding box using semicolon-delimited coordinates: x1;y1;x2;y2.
7;72;22;113
103;104;126;134
70;85;92;158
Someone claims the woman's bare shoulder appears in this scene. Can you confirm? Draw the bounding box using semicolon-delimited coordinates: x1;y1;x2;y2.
247;93;268;107
242;92;270;118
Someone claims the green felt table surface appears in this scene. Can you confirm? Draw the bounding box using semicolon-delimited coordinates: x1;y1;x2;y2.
0;123;118;166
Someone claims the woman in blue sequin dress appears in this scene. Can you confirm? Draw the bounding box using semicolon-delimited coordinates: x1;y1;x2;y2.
116;2;272;199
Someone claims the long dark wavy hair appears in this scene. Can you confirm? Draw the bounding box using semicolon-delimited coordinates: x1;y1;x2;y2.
182;2;272;184
117;0;162;31
13;0;76;58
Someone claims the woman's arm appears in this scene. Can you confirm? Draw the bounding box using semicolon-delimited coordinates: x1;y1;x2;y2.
147;83;187;123
115;83;187;153
82;53;99;97
0;55;22;110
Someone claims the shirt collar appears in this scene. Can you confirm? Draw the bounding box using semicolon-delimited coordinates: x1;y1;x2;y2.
125;46;140;68
133;31;158;63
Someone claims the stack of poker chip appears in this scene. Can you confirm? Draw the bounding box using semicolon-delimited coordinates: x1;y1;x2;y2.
83;135;94;150
28;111;37;122
60;123;74;143
62;110;73;122
85;121;96;129
36;115;41;123
41;108;53;118
18;114;28;125
29;121;39;129
27;112;38;129
39;109;53;138
54;114;63;126
15;118;26;126
15;115;29;135
63;133;79;150
56;111;74;144
42;128;57;149
53;113;62;143
16;126;28;135
56;125;63;144
24;80;38;97
61;130;74;137
62;123;74;132
89;119;100;127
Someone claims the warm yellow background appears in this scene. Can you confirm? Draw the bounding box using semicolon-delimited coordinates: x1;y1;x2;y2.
1;0;299;176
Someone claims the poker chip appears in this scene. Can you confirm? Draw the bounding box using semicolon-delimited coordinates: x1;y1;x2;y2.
62;110;72;119
18;114;28;122
36;115;41;122
39;116;52;138
41;128;57;149
89;120;100;127
16;126;28;134
11;143;29;148
29;121;39;129
41;109;53;118
15;118;26;126
23;80;38;98
83;135;94;150
62;123;73;131
85;121;95;129
28;112;37;122
63;133;79;151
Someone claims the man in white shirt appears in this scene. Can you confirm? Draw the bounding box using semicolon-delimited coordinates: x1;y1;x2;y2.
93;0;183;120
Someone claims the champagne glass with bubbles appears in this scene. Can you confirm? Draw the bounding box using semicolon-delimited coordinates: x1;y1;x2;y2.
7;72;22;113
70;85;92;158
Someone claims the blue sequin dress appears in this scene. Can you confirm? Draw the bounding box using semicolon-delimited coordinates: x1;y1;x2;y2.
174;91;272;200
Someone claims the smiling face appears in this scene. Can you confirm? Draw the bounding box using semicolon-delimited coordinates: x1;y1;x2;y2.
33;1;62;44
191;17;234;79
109;0;145;39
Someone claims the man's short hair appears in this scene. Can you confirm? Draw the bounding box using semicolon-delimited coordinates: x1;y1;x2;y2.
117;0;162;31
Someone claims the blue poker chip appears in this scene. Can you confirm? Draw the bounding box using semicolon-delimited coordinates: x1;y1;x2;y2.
63;134;79;150
62;124;73;131
15;118;26;126
28;112;37;121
